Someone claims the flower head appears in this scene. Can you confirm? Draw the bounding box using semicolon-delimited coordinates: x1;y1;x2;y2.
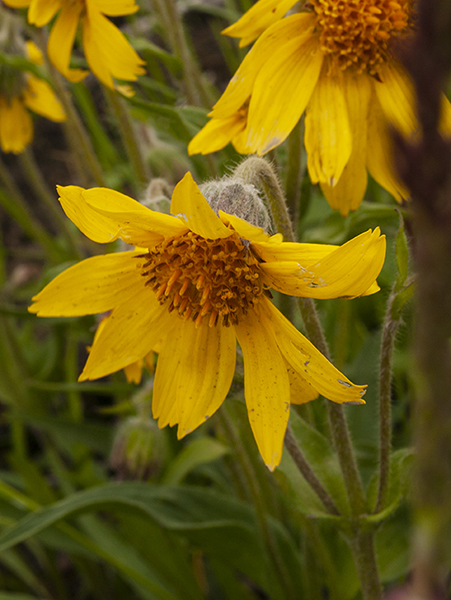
189;0;451;215
3;0;146;89
0;40;66;154
29;173;386;469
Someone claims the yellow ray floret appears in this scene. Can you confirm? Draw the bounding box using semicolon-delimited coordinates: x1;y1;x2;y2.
3;0;145;89
190;0;451;215
29;173;386;469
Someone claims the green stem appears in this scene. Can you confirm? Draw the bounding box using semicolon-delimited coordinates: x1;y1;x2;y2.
33;30;106;187
284;425;339;515
64;325;83;423
284;119;304;230
104;88;150;190
19;149;80;258
350;533;383;600
152;0;213;108
233;157;295;240
375;290;401;512
0;158;60;262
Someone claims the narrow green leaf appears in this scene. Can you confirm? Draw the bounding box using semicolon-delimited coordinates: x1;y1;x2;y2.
162;437;229;484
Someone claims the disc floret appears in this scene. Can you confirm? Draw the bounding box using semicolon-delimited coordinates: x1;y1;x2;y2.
140;231;265;327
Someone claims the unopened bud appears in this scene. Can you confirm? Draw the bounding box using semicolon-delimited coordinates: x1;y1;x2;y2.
110;415;168;480
200;176;272;233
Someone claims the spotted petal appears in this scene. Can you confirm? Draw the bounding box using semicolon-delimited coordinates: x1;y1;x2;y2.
79;289;173;381
264;299;366;405
153;319;236;437
29;251;144;317
260;229;385;299
235;305;290;471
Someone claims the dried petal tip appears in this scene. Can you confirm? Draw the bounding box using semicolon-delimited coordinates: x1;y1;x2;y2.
200;176;272;233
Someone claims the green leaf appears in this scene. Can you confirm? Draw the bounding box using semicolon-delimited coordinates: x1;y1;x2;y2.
391;279;415;320
0;482;301;600
162;436;229;484
365;448;413;522
276;411;349;521
0;595;48;600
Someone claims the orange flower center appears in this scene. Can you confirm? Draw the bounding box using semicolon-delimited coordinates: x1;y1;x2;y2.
312;0;412;75
140;231;264;327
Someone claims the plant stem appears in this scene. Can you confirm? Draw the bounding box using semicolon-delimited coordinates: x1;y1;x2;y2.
375;291;401;512
33;30;106;187
233;157;295;240
350;533;383;600
152;0;213;108
284;119;304;230
104;88;150;190
19;149;80;258
284;425;339;515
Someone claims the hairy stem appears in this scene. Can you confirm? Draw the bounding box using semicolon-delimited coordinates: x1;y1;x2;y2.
284;425;339;515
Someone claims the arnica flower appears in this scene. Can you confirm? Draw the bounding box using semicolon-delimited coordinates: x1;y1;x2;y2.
29;173;386;469
3;0;146;89
188;0;451;215
0;41;66;154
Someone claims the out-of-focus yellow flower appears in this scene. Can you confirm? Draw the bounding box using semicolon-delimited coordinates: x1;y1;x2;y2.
29;172;386;469
3;0;146;89
189;0;451;215
0;41;65;154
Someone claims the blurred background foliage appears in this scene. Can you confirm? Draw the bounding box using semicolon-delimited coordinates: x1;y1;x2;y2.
0;0;418;598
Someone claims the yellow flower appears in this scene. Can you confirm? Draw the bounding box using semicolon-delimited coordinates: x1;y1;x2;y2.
0;41;66;154
189;0;451;215
3;0;145;89
29;173;386;469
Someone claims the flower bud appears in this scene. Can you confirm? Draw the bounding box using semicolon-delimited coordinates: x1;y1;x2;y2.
200;176;272;233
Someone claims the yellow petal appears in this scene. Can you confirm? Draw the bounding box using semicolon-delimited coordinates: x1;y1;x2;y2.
264;298;366;404
28;0;60;26
3;0;31;7
188;111;248;155
375;61;418;136
213;13;316;120
47;3;88;83
82;7;145;88
219;211;272;243
89;0;139;16
25;41;43;65
222;0;299;47
0;96;33;154
29;250;144;316
23;76;66;122
153;319;236;436
286;361;319;405
318;71;372;215
82;187;188;240
57;185;185;245
261;229;386;299
251;239;337;264
366;96;409;202
305;68;352;187
123;360;144;384
80;290;173;380
235;305;290;471
170;172;232;239
246;33;323;154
